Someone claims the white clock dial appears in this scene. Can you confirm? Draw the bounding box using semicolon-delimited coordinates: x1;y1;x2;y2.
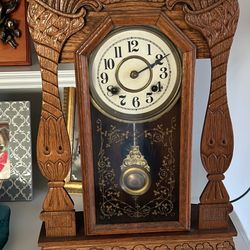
89;27;182;122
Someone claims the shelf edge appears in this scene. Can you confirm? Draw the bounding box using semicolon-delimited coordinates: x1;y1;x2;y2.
0;70;76;89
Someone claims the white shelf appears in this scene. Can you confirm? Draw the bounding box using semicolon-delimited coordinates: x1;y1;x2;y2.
0;68;76;89
0;54;76;90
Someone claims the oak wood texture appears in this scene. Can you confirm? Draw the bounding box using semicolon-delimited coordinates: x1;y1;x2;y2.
61;4;210;61
75;11;196;236
27;0;239;244
27;0;88;237
166;0;240;230
0;0;31;66
38;208;237;250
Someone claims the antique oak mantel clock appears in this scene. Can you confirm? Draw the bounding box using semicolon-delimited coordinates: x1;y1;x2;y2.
76;16;195;236
27;0;239;249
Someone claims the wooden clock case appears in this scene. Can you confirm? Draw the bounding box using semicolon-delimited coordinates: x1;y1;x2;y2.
76;12;195;236
27;0;240;249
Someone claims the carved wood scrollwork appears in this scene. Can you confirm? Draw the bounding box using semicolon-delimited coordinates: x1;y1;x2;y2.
99;0;165;4
167;0;239;229
40;239;235;250
28;0;239;239
27;0;101;237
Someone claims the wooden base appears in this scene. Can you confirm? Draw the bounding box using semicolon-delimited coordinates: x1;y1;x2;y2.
38;206;237;250
40;210;76;237
199;203;233;230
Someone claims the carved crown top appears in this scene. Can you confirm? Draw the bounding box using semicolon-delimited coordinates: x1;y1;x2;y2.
36;0;102;13
35;0;168;14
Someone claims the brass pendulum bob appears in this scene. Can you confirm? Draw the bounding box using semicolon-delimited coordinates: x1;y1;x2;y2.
120;124;151;196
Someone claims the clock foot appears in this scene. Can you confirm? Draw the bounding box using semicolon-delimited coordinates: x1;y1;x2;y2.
199;203;233;230
40;210;76;237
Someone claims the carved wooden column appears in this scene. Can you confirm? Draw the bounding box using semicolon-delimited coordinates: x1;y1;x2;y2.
27;0;101;237
167;0;239;229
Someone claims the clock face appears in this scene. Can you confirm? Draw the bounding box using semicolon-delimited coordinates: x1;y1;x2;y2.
89;27;182;122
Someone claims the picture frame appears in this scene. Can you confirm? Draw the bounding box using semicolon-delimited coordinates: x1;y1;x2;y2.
0;122;10;181
63;87;82;193
0;0;31;66
0;101;32;201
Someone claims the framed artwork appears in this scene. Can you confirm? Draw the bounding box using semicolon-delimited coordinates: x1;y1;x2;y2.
0;0;31;66
63;87;82;193
0;123;10;180
0;101;32;201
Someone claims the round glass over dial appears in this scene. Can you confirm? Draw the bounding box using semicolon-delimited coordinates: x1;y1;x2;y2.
89;27;182;122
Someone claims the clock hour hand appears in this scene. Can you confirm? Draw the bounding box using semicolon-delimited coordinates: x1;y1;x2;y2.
130;53;170;79
142;53;170;72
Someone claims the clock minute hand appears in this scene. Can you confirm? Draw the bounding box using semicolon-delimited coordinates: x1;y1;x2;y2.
137;53;170;75
130;54;170;79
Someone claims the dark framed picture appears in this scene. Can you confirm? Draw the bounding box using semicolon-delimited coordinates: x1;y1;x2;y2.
0;0;31;66
0;101;32;201
63;87;82;193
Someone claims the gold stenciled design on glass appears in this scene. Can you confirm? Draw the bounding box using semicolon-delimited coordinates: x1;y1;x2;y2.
145;118;176;147
106;125;129;148
96;117;176;220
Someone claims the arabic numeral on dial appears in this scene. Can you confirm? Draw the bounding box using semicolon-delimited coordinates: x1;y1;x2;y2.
132;97;140;108
119;95;126;106
157;81;163;92
146;93;153;104
151;82;163;93
160;67;168;79
104;58;115;70
115;46;122;58
100;72;108;84
147;44;152;55
128;40;139;53
155;54;164;65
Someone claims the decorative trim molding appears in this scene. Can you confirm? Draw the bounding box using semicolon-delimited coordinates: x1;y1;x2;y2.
0;68;75;89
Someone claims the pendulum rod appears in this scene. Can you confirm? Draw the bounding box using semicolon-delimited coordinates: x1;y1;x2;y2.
133;123;136;146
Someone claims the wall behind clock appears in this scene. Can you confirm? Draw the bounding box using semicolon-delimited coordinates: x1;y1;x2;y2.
226;0;250;242
191;0;250;243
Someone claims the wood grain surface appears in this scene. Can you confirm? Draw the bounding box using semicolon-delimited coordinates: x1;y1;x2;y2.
27;0;239;246
75;10;196;236
166;0;240;230
38;208;237;250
